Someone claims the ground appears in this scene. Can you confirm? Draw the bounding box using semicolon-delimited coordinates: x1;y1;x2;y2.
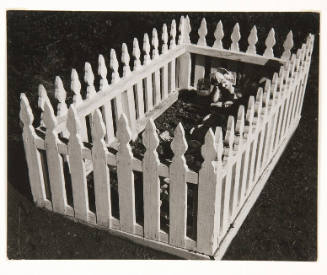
7;11;318;260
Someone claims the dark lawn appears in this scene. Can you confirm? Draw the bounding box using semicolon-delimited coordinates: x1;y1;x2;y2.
7;11;318;260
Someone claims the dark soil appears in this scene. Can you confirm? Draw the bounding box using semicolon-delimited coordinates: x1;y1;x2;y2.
7;11;319;260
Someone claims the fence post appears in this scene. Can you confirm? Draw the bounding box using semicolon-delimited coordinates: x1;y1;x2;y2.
43;99;73;216
91;109;112;228
197;128;222;255
169;19;177;93
177;17;191;89
193;18;207;87
230;23;241;52
20;94;52;210
263;28;276;58
169;123;188;248
67;106;96;223
116;114;136;234
142;119;160;240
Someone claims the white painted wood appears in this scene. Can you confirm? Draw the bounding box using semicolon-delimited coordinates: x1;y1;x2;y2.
169;19;177;50
122;43;137;136
230;23;241;52
281;31;294;60
194;55;205;88
254;84;270;182
132;38;145;119
177;52;191;89
263;28;276;58
143;33;153;112
91;109;112;228
152;28;161;106
240;96;255;203
266;72;280;160
231;105;245;219
187;44;284;67
197;18;207;46
110;48;123;123
221;116;235;237
84;62;96;99
54;45;186;132
272;65;288;151
116;114;136;234
169;123;188;248
54;76;69;138
67;106;96;223
248;88;263;192
177;16;185;45
142;119;160;240
38;84;50;128
197;128;221;255
161;24;169;100
246;26;258;55
185;15;192;44
213;20;224;49
20;94;52;210
43;99;73;216
71;68;88;142
98;54;115;144
169;59;176;93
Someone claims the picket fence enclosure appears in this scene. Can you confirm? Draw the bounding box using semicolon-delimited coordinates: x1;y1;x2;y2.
20;15;314;259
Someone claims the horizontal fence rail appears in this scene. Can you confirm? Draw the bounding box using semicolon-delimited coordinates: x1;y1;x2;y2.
20;14;314;259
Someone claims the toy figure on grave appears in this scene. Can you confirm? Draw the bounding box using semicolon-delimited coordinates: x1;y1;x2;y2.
196;67;242;108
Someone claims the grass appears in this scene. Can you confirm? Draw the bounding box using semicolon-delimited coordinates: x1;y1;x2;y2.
7;11;318;260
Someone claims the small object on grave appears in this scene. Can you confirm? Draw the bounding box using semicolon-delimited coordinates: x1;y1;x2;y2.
196;67;241;108
159;130;173;142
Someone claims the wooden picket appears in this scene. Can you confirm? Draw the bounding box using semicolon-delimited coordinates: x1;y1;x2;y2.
20;15;314;260
67;106;96;223
197;128;222;255
116;114;136;234
142;119;160;240
43;99;73;216
20;94;52;210
91;109;112;227
169;123;188;248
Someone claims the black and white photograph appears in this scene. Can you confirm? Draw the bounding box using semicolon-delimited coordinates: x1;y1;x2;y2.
4;2;324;272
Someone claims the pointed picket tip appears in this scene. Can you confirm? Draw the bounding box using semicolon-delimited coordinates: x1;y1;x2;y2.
55;76;66;103
143;119;159;151
43;97;58;130
246;96;255;124
197;17;208;46
143;33;150;51
133;38;141;58
98;54;107;77
20;93;34;126
122;43;130;64
171;122;188;156
38;84;49;109
71;68;82;94
116;113;132;143
227;115;235;132
213;20;224;49
92;109;106;140
84;62;95;85
232;23;241;39
281;31;294;60
201;128;217;162
256;86;263;99
224;116;235;152
246;25;258;54
110;49;119;70
67;105;81;136
215;127;223;161
235;105;245;139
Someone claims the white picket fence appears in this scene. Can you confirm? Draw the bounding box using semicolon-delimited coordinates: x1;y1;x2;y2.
20;15;314;259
